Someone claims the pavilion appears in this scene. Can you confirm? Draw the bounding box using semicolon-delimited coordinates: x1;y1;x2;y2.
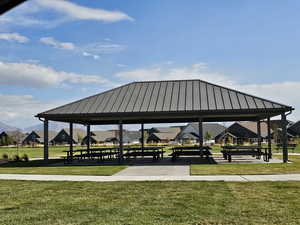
36;79;294;163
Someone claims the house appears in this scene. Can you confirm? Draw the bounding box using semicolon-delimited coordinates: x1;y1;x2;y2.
146;126;182;144
0;131;25;146
147;126;182;135
82;130;117;145
147;132;179;144
176;123;226;144
82;130;142;145
52;128;85;145
216;121;269;144
287;120;300;137
123;131;141;144
22;130;57;145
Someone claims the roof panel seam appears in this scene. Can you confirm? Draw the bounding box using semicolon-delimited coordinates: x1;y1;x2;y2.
235;92;242;110
205;83;209;110
168;81;175;111
153;82;162;111
161;82;168;111
131;83;143;112
138;82;149;112
124;83;137;112
107;86;123;112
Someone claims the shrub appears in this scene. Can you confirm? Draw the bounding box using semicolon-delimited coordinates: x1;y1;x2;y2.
12;154;20;162
21;154;29;162
2;153;8;160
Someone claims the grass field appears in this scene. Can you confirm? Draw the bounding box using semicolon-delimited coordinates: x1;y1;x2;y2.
0;146;72;159
0;180;299;225
0;160;126;176
191;155;300;175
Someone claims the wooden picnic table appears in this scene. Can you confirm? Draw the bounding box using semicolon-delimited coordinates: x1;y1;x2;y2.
170;146;212;161
63;147;119;162
221;145;269;162
276;144;297;153
123;146;165;160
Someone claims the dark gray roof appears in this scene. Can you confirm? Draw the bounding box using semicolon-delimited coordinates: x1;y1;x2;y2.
37;80;293;124
176;123;226;140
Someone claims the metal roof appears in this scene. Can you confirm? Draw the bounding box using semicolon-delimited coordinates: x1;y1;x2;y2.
37;79;293;124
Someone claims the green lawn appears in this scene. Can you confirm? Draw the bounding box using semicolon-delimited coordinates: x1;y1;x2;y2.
0;160;126;176
0;146;72;159
191;155;300;175
0;180;299;225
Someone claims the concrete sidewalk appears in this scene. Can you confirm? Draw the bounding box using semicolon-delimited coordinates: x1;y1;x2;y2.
0;173;300;182
114;165;190;176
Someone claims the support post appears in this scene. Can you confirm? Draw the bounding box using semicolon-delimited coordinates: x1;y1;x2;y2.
69;122;73;161
267;117;272;159
257;120;262;147
281;113;288;163
141;123;144;158
87;125;90;154
43;119;49;161
119;121;124;162
198;118;203;157
119;122;124;162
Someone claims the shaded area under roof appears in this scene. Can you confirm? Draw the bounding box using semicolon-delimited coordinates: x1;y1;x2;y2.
37;79;293;124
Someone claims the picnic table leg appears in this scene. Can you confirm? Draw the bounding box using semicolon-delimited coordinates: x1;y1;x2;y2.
228;154;232;162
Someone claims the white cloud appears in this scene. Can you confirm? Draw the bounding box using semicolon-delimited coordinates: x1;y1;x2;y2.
116;63;234;86
0;94;69;128
0;61;110;88
0;33;29;43
115;63;300;120
37;0;134;23
39;37;125;60
84;43;127;54
40;37;75;50
0;0;133;28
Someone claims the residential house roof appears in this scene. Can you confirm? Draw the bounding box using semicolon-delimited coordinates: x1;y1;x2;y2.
151;132;178;141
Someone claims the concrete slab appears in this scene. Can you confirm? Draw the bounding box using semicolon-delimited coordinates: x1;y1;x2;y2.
113;165;189;176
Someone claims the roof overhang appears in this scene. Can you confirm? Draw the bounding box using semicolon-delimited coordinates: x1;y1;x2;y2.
36;108;293;125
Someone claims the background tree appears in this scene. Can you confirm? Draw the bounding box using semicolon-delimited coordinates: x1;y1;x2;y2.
204;132;212;142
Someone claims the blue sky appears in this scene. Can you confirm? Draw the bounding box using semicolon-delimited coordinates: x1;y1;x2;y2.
0;0;300;128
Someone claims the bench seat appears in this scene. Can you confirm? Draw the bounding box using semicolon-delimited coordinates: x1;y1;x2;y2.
170;149;212;161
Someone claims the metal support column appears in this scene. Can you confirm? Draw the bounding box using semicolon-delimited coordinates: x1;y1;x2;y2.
198;118;203;157
87;124;91;154
257;120;262;147
119;121;124;162
43;119;49;161
267;117;272;159
69;122;73;161
281;113;288;163
141;123;144;158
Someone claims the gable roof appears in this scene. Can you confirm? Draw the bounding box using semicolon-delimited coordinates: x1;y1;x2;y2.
237;121;269;138
188;123;227;139
151;132;178;140
89;130;116;142
151;127;182;134
287;120;300;136
34;130;58;141
36;80;293;124
61;128;86;138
